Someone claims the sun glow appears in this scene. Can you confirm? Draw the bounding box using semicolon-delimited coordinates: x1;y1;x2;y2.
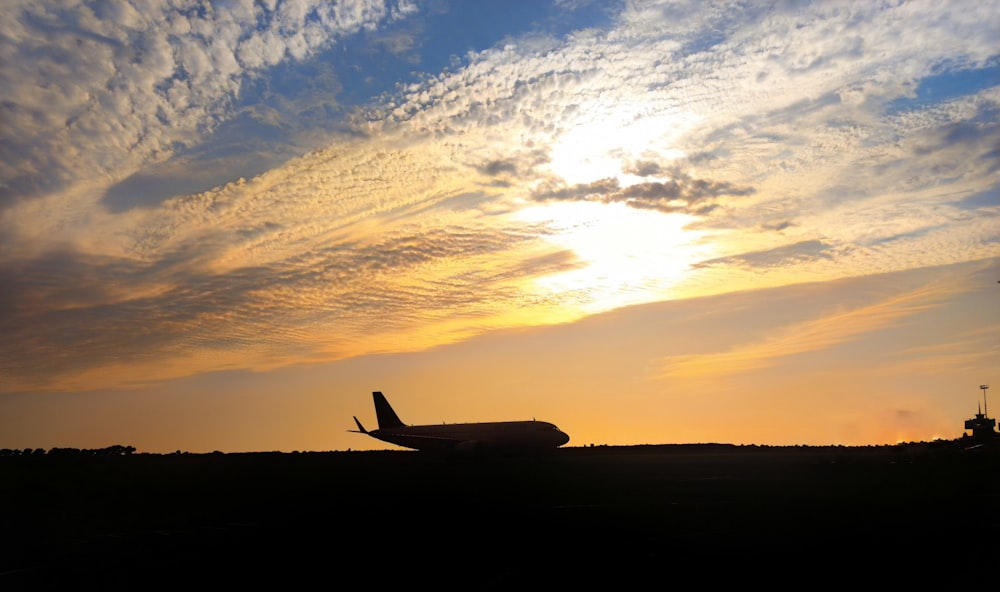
517;200;713;314
545;105;699;187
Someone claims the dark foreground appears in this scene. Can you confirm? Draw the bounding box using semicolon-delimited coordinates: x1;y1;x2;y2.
2;442;998;589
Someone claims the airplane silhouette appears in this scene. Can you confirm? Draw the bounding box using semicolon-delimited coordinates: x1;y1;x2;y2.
351;391;570;453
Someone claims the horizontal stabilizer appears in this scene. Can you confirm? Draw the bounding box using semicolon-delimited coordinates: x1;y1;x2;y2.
349;416;368;434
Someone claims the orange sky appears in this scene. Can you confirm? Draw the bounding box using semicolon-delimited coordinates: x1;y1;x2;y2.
1;1;998;452
2;259;996;452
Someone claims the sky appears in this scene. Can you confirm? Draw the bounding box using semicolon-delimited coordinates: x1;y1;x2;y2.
1;0;998;453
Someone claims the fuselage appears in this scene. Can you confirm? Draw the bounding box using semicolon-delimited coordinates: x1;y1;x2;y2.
353;391;570;453
370;420;570;452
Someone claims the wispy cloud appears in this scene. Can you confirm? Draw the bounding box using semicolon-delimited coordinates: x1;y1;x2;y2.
659;277;961;379
694;241;835;271
0;213;573;391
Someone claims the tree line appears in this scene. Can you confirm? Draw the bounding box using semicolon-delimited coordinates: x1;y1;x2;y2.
0;445;136;456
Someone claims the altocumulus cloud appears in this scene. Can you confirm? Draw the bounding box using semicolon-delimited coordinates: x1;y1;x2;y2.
0;0;416;203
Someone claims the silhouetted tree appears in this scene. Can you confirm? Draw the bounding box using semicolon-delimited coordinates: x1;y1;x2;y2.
98;445;136;455
48;447;83;456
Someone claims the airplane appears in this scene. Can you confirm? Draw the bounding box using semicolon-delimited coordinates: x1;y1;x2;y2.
350;391;570;454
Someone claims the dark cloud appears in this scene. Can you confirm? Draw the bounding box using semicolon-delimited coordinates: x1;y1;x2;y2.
470;150;551;184
693;240;834;271
864;100;1000;197
867;225;948;247
533;177;621;201
531;170;754;214
477;159;520;177
918;102;1000;155
622;160;664;177
761;220;797;232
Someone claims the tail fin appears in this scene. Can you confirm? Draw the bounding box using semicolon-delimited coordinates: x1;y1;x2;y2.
373;391;405;429
349;416;368;434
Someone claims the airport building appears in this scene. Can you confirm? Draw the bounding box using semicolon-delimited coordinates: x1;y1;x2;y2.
963;385;996;444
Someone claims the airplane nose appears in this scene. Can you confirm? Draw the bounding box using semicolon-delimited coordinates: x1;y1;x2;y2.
557;431;570;446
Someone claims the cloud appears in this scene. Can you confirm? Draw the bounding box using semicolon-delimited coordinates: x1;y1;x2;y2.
476;158;522;177
660;274;960;379
0;0;411;205
530;169;754;214
760;220;796;232
2;0;999;394
0;214;577;391
694;240;834;271
369;1;998;197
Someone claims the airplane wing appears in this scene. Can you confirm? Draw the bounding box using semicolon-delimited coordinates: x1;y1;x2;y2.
382;432;463;442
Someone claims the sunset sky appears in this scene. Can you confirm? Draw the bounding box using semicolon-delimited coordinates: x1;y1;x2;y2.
2;0;998;453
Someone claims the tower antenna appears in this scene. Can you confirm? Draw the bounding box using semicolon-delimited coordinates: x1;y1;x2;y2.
981;385;990;418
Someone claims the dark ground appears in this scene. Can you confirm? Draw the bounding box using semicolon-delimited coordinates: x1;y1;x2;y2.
2;442;998;589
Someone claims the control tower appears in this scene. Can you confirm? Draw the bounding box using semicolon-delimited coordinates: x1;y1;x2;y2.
963;385;996;443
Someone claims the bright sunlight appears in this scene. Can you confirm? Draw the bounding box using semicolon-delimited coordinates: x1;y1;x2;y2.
516;200;713;314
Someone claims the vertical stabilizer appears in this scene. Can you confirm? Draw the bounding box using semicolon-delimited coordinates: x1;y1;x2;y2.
373;391;406;429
